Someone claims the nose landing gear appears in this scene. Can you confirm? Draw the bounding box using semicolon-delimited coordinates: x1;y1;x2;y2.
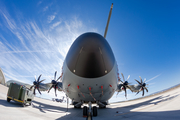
83;102;98;119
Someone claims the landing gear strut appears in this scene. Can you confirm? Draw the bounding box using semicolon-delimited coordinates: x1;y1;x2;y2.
87;102;93;119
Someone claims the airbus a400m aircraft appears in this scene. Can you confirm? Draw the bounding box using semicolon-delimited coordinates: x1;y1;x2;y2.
6;3;148;118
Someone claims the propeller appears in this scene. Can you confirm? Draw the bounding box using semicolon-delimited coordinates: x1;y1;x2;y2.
117;73;132;98
30;74;45;95
135;76;148;96
48;71;62;97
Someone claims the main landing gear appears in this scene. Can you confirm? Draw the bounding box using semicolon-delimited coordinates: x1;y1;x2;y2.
83;102;98;120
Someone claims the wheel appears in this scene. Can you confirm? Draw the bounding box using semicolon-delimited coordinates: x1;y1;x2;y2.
7;98;11;102
93;106;97;116
83;106;88;116
22;103;26;107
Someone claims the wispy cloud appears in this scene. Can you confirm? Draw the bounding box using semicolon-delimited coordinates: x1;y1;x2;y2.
37;0;43;6
48;15;56;23
0;51;55;54
0;5;97;85
50;21;61;30
42;2;53;12
43;6;49;12
146;74;161;83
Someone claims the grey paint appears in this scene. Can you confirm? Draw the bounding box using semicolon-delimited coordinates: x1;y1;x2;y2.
62;60;118;103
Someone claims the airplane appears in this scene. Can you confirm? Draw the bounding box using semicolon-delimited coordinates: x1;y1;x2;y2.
4;3;148;119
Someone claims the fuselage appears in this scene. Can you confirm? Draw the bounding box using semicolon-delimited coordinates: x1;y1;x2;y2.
61;32;118;103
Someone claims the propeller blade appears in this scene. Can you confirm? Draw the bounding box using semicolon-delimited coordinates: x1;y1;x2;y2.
54;71;57;80
123;86;127;98
48;86;53;93
142;88;144;96
55;86;57;97
135;79;141;85
34;75;37;82
143;78;146;83
47;71;61;96
33;88;36;95
37;88;41;94
119;79;124;84
139;76;142;83
135;76;148;96
136;91;140;96
127;75;130;81
30;85;34;90
126;85;133;92
39;79;45;83
37;74;42;82
145;87;148;92
56;75;61;81
116;91;120;97
121;73;125;82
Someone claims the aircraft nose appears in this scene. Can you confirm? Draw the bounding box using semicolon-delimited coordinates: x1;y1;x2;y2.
65;32;115;78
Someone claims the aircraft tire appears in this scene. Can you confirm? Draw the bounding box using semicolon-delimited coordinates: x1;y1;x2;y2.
22;103;26;107
7;98;11;102
93;106;97;116
83;106;88;116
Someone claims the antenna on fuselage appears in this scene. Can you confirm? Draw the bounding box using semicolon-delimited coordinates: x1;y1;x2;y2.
104;3;113;39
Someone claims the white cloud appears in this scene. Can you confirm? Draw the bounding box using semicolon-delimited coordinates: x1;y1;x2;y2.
50;21;61;30
0;10;16;30
0;6;97;84
43;6;48;12
37;1;43;6
146;74;161;83
42;3;53;12
0;3;98;100
47;15;55;23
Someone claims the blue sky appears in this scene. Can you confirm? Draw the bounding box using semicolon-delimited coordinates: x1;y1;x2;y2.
0;0;180;102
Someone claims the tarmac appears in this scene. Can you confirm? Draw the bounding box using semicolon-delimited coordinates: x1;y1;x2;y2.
0;84;180;120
